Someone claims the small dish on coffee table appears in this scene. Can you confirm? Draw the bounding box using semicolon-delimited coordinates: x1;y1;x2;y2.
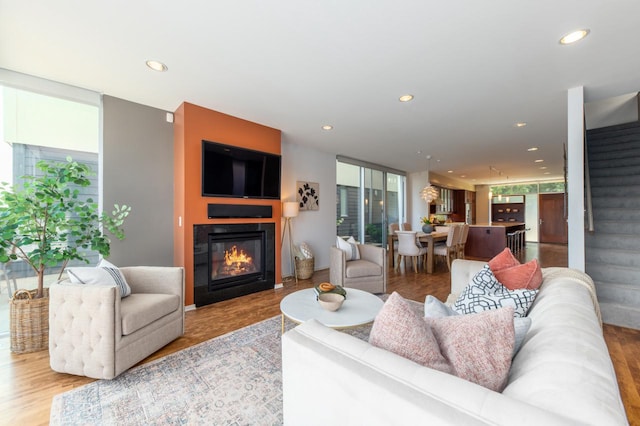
318;293;345;311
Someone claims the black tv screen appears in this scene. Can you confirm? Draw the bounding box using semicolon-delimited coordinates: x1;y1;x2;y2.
202;140;281;199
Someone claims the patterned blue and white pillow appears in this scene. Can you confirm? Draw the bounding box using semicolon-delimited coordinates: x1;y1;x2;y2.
66;259;132;298
453;265;538;318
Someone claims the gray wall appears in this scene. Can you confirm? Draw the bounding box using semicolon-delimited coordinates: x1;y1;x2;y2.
102;96;174;266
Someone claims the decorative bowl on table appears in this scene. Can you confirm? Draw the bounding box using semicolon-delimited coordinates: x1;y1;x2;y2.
318;292;345;311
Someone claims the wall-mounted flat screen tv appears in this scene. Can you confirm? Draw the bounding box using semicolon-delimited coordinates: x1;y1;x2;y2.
202;140;281;199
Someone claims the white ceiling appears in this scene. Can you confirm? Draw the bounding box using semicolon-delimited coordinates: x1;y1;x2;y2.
2;0;640;186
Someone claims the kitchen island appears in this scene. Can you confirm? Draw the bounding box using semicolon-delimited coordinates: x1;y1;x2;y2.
465;222;525;259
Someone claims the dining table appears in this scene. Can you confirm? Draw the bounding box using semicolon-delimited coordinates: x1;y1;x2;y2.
387;230;448;274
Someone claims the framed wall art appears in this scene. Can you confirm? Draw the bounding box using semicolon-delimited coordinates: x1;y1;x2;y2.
297;181;319;211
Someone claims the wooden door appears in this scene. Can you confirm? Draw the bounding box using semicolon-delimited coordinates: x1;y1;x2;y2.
539;193;568;243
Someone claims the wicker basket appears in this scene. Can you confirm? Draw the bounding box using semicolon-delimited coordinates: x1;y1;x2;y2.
295;257;315;280
10;288;49;354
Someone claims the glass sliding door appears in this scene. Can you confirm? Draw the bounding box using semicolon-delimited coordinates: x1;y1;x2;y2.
336;158;406;247
363;167;385;245
336;162;361;239
386;172;404;232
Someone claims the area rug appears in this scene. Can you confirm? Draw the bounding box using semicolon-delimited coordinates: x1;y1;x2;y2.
50;315;372;425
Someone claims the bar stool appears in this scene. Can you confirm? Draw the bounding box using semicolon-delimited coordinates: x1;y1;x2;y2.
507;231;518;253
518;229;527;252
509;229;527;253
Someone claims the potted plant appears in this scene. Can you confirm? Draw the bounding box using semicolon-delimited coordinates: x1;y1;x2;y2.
0;157;130;353
420;216;434;233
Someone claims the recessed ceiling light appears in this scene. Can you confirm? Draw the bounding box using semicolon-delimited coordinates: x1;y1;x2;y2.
544;172;551;175
322;125;333;131
527;147;539;152
540;166;548;170
447;170;453;173
514;122;527;128
460;175;466;178
146;60;168;72
399;94;414;102
534;159;544;163
559;29;590;45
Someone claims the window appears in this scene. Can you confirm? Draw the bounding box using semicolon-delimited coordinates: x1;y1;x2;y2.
336;157;406;246
1;81;100;278
489;181;565;242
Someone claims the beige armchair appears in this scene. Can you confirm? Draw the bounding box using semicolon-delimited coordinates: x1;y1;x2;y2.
330;244;386;293
49;266;184;380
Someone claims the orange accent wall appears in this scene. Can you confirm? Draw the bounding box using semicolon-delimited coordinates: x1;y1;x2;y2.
174;102;282;306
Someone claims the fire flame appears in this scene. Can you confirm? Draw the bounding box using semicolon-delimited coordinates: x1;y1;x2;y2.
224;245;252;267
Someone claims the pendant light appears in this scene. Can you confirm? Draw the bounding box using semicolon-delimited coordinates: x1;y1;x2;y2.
420;155;439;204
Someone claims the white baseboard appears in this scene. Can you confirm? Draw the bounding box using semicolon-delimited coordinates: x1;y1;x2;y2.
184;304;196;312
274;283;284;289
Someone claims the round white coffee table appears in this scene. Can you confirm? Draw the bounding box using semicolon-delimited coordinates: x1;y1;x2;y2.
280;288;384;333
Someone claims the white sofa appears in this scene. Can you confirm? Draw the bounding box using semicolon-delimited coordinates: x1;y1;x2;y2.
282;259;628;425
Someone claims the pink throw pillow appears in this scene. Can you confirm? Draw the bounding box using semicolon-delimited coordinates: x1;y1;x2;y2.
494;258;543;290
427;307;515;392
488;248;520;272
369;292;452;374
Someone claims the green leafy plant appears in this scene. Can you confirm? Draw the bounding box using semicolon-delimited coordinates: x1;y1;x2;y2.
420;216;431;225
0;157;131;298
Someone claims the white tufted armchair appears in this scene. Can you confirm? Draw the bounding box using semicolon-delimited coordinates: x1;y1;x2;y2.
49;266;184;380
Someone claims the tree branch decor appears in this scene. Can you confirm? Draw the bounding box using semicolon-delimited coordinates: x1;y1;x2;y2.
0;157;131;298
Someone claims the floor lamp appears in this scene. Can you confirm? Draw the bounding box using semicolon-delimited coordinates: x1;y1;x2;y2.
281;201;299;282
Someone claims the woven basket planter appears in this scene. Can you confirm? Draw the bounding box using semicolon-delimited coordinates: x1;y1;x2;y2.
296;257;315;280
10;288;49;354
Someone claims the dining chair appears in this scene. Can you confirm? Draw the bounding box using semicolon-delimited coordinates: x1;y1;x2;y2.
388;223;400;266
456;224;469;259
395;231;427;273
433;224;461;271
400;222;412;231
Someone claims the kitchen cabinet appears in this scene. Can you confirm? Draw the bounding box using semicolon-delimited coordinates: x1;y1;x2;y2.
466;222;525;259
464;190;475;204
491;196;525;223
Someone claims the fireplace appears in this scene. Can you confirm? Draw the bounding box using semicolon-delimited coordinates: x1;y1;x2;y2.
209;232;264;288
194;223;275;307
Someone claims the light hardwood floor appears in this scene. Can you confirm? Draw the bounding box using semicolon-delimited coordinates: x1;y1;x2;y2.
1;243;638;425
